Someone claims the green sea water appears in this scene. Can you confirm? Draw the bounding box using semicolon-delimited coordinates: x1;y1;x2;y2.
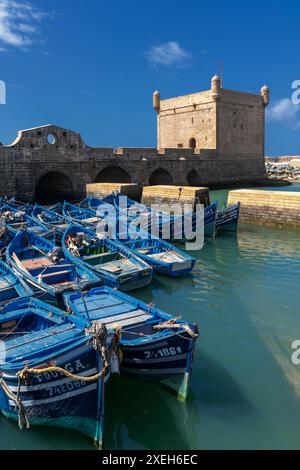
1;187;300;450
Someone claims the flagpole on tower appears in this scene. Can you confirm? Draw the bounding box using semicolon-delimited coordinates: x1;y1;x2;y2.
219;62;223;88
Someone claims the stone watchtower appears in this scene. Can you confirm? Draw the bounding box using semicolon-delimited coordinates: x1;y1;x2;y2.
153;76;269;161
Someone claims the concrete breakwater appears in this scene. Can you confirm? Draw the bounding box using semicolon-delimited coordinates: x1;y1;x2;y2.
228;189;300;227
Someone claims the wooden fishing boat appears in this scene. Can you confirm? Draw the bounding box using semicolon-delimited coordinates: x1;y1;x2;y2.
64;286;199;400
31;204;70;242
6;230;101;303
62;224;153;291
1;205;52;239
0;259;32;305
216;202;240;233
1;197;34;215
0;297;111;448
0;226;12;257
116;230;196;277
78;196;116;219
62;201;100;227
100;192;218;239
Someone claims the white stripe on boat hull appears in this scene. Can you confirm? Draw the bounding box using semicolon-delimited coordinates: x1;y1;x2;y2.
9;383;98;407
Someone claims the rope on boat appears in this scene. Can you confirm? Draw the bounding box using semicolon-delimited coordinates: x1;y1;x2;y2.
153;318;199;339
17;364;106;383
0;376;30;430
17;321;110;384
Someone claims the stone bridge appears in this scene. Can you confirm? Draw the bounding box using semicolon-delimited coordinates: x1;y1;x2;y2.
0;124;267;202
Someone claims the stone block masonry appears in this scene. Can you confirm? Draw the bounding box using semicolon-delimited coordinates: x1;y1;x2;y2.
0;123;267;203
86;183;142;201
142;185;210;211
228;189;300;228
0;76;269;202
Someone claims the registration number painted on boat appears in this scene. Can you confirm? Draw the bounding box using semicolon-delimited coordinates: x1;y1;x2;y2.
144;346;182;359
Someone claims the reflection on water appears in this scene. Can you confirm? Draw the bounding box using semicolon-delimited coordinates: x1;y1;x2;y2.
1;222;300;449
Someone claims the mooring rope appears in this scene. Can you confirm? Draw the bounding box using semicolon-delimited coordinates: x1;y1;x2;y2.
153;319;199;339
0;376;30;430
17;321;110;384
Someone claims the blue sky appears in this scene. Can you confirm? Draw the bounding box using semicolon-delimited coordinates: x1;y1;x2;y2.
0;0;299;155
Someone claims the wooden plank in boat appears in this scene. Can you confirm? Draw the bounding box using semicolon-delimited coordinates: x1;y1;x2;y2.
22;257;54;270
82;217;98;223
99;263;123;273
41;270;70;279
100;309;151;327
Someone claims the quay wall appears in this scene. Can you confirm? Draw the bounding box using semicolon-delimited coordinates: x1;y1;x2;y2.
0;124;267;202
228;189;300;227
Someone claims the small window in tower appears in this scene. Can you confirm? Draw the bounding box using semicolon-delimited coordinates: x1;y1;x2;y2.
189;138;196;149
177;143;183;148
191;118;194;124
241;124;243;131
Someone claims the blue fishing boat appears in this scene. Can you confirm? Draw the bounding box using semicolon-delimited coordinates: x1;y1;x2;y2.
0;226;12;257
64;286;199;400
98;192;217;239
115;229;196;277
0;297;111;448
216;202;240;233
6;230;101;303
0;197;34;215
62;201;99;227
62;224;153;291
79;196;116;219
31;204;70;242
1;205;52;238
0;259;32;305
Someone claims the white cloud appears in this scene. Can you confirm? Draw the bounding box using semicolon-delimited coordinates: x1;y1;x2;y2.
146;41;191;66
266;98;300;128
0;0;48;49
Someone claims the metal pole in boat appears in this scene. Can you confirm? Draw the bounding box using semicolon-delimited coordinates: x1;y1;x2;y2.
75;270;92;325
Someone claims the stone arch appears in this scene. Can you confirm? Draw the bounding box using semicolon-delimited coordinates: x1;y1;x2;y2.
189;137;197;149
187;169;201;186
95;166;132;183
149;168;173;185
35;171;75;203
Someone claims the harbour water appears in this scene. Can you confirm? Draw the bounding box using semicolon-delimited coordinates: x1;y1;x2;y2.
1;188;300;450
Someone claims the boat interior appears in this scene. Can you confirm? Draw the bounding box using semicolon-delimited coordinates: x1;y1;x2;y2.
123;238;186;264
66;292;162;341
12;246;77;286
0;305;80;362
68;232;140;275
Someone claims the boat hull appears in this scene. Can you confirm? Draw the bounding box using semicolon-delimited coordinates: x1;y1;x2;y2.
216;203;240;234
120;329;197;381
0;345;108;448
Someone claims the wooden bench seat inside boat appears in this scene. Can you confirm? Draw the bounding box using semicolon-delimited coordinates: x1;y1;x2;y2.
21;257;54;270
148;251;184;262
82;217;98;224
41;270;70;279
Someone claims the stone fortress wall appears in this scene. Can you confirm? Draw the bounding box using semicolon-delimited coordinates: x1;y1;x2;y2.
0;76;269;202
